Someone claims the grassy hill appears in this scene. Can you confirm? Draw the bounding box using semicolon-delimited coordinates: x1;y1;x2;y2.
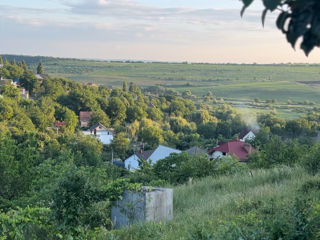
2;54;320;119
112;166;320;240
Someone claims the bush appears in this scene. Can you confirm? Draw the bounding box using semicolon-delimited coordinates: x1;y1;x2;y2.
303;143;320;175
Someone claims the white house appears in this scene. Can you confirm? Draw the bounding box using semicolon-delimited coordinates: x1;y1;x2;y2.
124;145;181;171
239;129;258;142
82;122;114;145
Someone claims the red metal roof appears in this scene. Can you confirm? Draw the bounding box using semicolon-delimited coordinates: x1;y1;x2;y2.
208;140;256;160
79;111;92;122
54;121;67;127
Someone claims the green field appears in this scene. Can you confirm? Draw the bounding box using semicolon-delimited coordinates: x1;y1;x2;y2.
3;55;320;118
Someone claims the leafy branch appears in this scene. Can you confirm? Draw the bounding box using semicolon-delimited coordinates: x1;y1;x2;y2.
241;0;320;56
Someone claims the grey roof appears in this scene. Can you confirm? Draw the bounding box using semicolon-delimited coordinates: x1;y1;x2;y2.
89;122;107;131
112;160;125;168
136;149;155;160
185;146;208;157
148;145;181;164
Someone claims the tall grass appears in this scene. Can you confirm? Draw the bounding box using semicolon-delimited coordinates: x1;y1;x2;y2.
111;166;319;240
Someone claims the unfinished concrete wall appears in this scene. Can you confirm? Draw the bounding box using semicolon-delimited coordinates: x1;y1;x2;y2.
111;187;173;229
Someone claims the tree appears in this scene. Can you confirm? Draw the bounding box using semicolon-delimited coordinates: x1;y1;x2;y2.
147;107;163;122
0;100;13;121
89;108;111;127
123;81;128;92
0;56;3;65
1;85;20;100
111;132;130;159
37;62;44;74
107;97;126;125
18;60;28;70
20;70;40;95
197;121;218;139
189;110;211;125
303;143;320;175
129;82;137;92
126;105;147;123
5;64;24;79
139;126;163;148
240;0;320;55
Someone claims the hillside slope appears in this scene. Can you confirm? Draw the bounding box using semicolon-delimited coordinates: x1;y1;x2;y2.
113;166;320;240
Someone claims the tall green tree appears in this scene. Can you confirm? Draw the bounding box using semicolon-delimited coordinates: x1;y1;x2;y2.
122;81;128;92
11;59;17;66
37;62;44;74
111;132;130;159
107;97;126;125
20;70;40;95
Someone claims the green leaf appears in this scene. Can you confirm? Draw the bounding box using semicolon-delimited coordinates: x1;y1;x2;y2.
242;0;254;7
263;0;281;11
262;9;268;27
240;0;254;17
286;22;299;48
276;11;290;32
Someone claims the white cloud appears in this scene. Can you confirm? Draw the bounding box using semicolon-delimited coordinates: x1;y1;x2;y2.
0;0;319;63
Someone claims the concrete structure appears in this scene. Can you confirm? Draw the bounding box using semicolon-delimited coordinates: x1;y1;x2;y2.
111;187;173;229
124;145;181;171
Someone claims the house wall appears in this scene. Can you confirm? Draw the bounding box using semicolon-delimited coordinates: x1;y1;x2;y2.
124;154;140;171
212;151;224;159
97;131;113;145
80;121;89;127
241;131;256;142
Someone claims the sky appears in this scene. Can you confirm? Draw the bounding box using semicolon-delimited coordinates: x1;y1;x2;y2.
1;0;319;63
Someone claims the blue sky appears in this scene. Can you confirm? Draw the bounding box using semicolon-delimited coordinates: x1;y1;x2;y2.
1;0;319;63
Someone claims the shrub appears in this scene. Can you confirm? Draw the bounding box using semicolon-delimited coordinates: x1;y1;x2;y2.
303;143;320;175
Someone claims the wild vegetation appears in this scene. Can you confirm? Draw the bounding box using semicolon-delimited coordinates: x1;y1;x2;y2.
0;57;319;239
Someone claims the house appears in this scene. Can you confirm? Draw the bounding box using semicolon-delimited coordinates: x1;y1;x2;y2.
54;121;67;128
0;79;13;86
84;82;98;87
112;159;125;168
19;87;29;99
125;145;181;171
35;74;48;83
35;74;44;83
208;140;256;161
82;122;114;145
79;111;92;127
239;128;258;142
13;79;20;87
184;146;208;157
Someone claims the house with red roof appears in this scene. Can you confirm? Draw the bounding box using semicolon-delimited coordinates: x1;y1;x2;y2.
79;111;92;127
54;121;67;128
208;139;256;161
